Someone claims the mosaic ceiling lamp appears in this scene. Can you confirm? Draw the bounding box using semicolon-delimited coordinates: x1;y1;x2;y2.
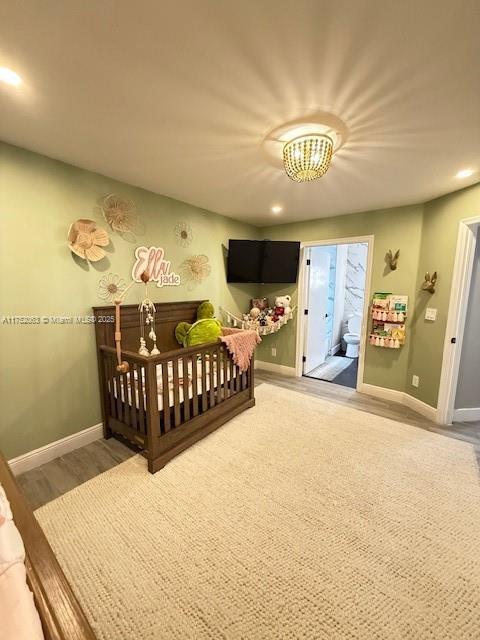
68;219;110;261
283;134;333;182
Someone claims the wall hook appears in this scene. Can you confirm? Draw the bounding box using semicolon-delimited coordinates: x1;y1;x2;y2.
386;249;400;270
422;271;437;294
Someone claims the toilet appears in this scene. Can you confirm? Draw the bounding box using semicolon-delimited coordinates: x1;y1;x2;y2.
343;314;362;358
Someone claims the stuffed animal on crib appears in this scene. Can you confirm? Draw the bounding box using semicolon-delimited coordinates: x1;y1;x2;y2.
175;301;222;348
272;295;292;322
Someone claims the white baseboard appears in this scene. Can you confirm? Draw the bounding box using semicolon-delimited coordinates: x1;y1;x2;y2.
255;360;297;377
403;393;439;422
8;423;103;476
331;343;342;356
452;407;480;422
358;383;438;422
358;382;404;404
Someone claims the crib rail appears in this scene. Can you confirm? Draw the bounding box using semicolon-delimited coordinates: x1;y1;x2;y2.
98;340;254;472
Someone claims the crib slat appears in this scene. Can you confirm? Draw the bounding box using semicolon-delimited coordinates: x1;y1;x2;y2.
235;364;241;393
130;368;138;432
136;364;146;434
161;362;171;433
122;371;130;426
172;359;181;427
223;348;229;399
229;356;235;395
107;357;116;418
241;369;247;391
201;352;208;412
183;355;190;422
114;367;123;421
191;355;199;417
216;345;222;403
209;349;215;408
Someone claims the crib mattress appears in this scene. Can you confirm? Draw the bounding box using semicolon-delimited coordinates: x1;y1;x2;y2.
112;357;239;411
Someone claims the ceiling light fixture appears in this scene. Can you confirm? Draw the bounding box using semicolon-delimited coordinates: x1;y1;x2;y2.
283;134;334;183
0;67;22;86
271;205;282;214
263;112;348;182
456;168;474;179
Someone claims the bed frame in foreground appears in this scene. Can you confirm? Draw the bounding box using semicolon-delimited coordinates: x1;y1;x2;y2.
0;452;95;640
93;301;255;474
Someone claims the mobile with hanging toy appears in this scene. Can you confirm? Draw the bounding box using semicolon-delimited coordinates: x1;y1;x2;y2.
113;270;161;373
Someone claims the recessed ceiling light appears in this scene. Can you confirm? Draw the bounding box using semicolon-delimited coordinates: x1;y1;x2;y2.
456;168;474;179
0;67;22;86
271;205;283;214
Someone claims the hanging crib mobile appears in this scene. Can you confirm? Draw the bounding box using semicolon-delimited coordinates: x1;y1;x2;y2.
112;270;160;373
138;283;160;357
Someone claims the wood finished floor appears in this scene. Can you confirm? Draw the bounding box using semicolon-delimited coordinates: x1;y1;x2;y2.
18;369;480;509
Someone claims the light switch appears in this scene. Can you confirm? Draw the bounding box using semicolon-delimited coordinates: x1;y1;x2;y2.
425;308;437;321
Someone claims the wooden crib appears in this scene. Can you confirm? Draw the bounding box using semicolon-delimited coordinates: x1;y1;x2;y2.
93;301;255;473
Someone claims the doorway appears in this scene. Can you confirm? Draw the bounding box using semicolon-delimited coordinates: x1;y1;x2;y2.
438;217;480;424
300;239;371;389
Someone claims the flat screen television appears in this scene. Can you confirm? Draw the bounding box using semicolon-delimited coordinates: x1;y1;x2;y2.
227;240;300;283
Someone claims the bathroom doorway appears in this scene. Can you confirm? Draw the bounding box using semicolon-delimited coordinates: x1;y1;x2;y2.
298;238;372;389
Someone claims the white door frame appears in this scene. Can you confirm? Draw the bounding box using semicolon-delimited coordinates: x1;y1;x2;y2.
437;215;480;424
295;235;375;392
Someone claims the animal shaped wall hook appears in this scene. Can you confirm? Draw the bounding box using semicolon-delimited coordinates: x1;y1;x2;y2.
386;249;400;270
422;271;437;294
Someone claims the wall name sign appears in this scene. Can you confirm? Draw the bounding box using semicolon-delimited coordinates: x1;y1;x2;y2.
132;246;181;287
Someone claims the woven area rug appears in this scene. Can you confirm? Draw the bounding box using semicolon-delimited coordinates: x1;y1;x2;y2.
307;355;353;381
36;384;480;639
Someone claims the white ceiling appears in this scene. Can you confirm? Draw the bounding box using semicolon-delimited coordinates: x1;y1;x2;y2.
0;0;479;226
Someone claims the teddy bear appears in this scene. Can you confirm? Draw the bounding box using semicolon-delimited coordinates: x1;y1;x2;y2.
272;295;292;322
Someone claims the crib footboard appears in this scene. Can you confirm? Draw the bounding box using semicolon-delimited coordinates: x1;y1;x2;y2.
98;341;255;473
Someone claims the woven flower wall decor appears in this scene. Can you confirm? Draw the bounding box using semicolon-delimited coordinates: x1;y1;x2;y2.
68;219;110;262
98;273;126;302
180;254;211;289
100;194;139;234
174;221;193;247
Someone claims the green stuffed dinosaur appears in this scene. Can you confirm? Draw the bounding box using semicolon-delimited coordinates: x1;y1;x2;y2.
175;301;222;348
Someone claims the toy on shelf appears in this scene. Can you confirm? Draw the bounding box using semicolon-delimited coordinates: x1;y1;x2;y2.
370;293;408;349
220;295;296;336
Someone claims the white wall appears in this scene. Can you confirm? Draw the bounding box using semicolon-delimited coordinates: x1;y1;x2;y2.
344;243;368;322
332;245;348;350
455;234;480;411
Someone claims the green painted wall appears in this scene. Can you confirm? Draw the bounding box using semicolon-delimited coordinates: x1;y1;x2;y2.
1;141;478;459
0;143;258;459
257;184;480;408
256;205;424;393
407;183;480;407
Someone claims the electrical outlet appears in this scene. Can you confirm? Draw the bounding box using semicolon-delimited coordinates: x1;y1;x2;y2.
271;347;277;357
412;375;420;388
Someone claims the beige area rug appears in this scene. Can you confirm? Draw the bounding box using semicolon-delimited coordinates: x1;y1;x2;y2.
36;384;480;639
306;355;353;381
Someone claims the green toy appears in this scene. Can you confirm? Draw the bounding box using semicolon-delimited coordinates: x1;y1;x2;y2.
175;301;222;348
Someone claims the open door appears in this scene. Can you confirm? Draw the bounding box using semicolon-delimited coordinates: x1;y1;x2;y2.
303;248;331;374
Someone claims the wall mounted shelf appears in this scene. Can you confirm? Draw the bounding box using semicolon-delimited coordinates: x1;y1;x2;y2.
370;293;408;349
